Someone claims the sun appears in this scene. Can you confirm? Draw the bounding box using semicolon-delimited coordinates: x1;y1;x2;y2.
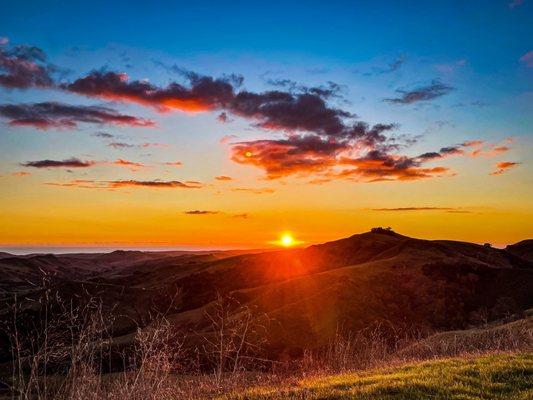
280;233;295;247
271;232;303;248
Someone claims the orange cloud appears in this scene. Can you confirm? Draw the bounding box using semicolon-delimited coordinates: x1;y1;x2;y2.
490;161;520;176
215;175;233;181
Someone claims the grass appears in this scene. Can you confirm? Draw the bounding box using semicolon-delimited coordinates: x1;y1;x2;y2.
219;353;533;400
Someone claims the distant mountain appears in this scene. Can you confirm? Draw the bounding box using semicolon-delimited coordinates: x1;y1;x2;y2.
1;230;532;363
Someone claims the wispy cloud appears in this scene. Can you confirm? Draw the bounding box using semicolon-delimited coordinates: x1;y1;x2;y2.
519;50;533;67
372;207;469;212
509;0;524;9
164;161;183;167
184;210;219;215
384;80;454;104
0;102;154;130
46;179;204;189
232;187;275;194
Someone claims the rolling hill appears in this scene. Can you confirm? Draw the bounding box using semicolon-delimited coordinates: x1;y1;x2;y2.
1;229;532;365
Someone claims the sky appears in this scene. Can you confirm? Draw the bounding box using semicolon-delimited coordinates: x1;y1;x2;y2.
0;0;532;250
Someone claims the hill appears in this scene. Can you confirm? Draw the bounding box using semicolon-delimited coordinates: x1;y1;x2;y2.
220;353;533;400
1;229;532;365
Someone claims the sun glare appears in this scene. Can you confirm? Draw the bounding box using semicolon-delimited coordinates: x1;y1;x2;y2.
273;232;302;248
281;233;295;247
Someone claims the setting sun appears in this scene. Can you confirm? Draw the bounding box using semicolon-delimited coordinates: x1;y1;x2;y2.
281;233;295;247
273;232;303;248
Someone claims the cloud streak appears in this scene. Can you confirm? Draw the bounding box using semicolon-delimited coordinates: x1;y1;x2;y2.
0;102;154;129
384;80;454;104
21;158;95;168
184;210;219;215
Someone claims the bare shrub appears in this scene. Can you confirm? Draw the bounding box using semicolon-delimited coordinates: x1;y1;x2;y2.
200;294;268;384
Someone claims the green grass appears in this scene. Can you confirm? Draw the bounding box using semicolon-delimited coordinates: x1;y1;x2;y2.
219;353;532;400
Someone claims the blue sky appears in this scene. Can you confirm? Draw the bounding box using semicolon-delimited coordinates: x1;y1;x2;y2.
0;0;532;247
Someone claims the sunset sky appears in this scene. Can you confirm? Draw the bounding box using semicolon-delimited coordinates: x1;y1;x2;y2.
0;0;532;250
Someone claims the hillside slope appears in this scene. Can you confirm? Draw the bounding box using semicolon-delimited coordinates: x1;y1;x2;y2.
1;230;532;363
221;353;533;400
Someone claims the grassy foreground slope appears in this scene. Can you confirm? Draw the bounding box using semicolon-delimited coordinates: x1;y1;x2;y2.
222;353;532;400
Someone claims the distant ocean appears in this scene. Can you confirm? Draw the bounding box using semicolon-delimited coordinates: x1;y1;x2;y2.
0;245;239;255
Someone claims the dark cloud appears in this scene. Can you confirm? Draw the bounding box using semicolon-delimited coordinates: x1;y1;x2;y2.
65;71;236;112
21;158;95;168
184;210;219;215
93;131;114;138
108;142;134;149
384;80;454;104
60;66;478;183
266;79;345;100
109;180;202;189
217;112;230;123
0;102;154;129
0;45;55;89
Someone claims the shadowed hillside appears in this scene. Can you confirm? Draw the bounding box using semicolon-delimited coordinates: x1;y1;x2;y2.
1;230;532;367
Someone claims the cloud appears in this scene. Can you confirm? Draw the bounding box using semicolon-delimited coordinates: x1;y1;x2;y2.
232;213;249;219
470;145;510;158
61;66;484;183
435;59;467;73
431;139;513;159
372;207;465;212
92;131;114;139
65;70;394;143
231;135;346;179
112;159;147;170
366;55;406;75
65;71;236;112
215;175;233;181
490;161;520;176
140;142;170;148
108;180;203;189
11;171;30;176
21;158;95;168
0;44;55;89
108;142;134;149
184;210;219;215
384;80;454;104
519;51;533;67
46;179;104;189
0;102;154;130
220;134;238;144
232;187;275;194
229;133;455;182
217;112;230;123
164;161;183;167
509;0;524;9
47;179;203;189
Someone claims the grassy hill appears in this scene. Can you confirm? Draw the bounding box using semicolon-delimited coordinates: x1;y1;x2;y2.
220;353;533;400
